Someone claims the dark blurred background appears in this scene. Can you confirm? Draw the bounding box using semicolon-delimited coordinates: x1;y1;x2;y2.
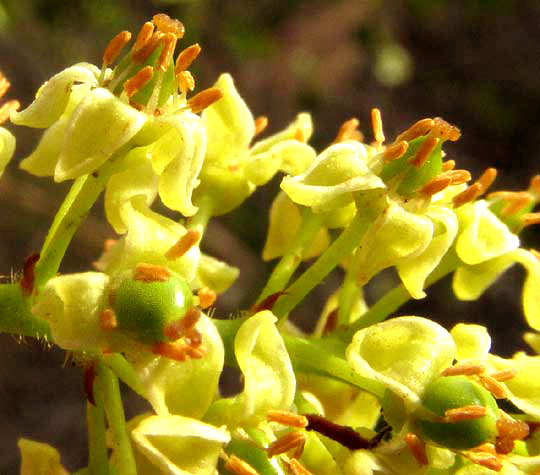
1;0;539;471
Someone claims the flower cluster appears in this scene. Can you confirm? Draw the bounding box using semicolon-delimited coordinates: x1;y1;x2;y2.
3;14;540;475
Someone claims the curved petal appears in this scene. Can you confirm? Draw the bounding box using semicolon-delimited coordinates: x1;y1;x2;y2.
132;314;224;417
451;323;492;361
18;439;69;475
205;311;295;427
398;206;458;299
105;146;159;234
456;200;519;265
31;272;110;351
281;142;385;211
202;73;255;165
132;414;229;475
0;127;15;178
346;316;456;411
354;202;433;286
55;87;146;181
193;253;240;294
11;64;98;128
158;112;207;216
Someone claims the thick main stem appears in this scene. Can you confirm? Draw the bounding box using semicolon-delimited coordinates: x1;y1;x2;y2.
257;208;321;303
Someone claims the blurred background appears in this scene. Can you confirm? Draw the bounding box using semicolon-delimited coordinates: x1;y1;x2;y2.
0;0;539;471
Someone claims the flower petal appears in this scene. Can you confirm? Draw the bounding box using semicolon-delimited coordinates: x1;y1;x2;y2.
11;64;98;128
132;414;229;475
18;438;69;475
346;316;456;411
55;87;146;181
451;323;492;361
0;127;15;178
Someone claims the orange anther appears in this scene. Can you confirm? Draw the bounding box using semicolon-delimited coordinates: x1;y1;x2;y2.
166;229;201;260
432;117;461;141
124;66;154;98
420;175;452;197
446;169;472;185
441;363;485;377
371;108;385;149
476;167;497;194
465;452;503;472
133;262;172;282
197;287;217;309
453;182;482;208
521;212;540;228
404;433;428;465
100;309;118;330
294;128;306;142
187;87;223;113
133;31;165;63
158;33;177;72
181;307;202;332
153;13;185;38
103;30;132;66
267;410;308;428
254;116;269;137
396;118;434;143
501;194;533;216
529;174;540;194
267;431;306;458
478;374;507;399
0;73;10;99
176;71;195;93
152;340;205;361
0;99;19;124
175;43;202;73
444;405;487;422
226;455;261;475
133;22;155;55
411;135;439;167
334;118;363;143
441;160;456;171
287;459;314;475
383;140;409;162
496;411;529;454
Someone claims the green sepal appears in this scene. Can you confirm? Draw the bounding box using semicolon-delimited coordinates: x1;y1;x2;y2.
225;438;280;475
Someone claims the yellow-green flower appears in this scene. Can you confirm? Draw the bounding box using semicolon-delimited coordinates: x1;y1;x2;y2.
0;71;18;178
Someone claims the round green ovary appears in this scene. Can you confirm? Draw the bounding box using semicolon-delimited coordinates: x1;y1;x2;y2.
419;375;499;450
112;273;193;344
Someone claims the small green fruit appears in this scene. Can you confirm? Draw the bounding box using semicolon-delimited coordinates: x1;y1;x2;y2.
419;375;499;450
111;269;193;344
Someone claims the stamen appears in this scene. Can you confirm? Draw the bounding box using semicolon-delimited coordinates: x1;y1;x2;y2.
267;410;308;428
133;22;155;55
133;263;172;282
184;327;203;347
432;117;461;141
152;340;206;361
478;374;507;399
254;116;269;137
411;135;439;167
133;31;165;63
166;229;201;260
225;455;261;475
164;307;202;341
286;459;314;475
294;128;306;142
441;160;456;171
371;108;385;150
267;431;306;458
495;411;529;455
404;433;428;465
176;71;195;93
0;99;20;124
446;169;472;185
152;13;185;38
396;118;434;143
187;87;223;113
383;140;409;162
476;167;497;194
501;193;533;216
441;363;485;377
181;307;202;332
0;72;10;99
197;287;217;309
175;43;202;73
334;118;363;143
470;443;497;455
529;174;540;195
453;183;482;208
419;175;452;197
464;452;503;472
103;31;132;67
444;405;487;422
158;33;177;72
124;66;154;98
521;212;540;228
100;309;118;330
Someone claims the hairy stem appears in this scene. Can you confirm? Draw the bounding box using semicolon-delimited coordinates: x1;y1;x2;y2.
87;375;109;475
